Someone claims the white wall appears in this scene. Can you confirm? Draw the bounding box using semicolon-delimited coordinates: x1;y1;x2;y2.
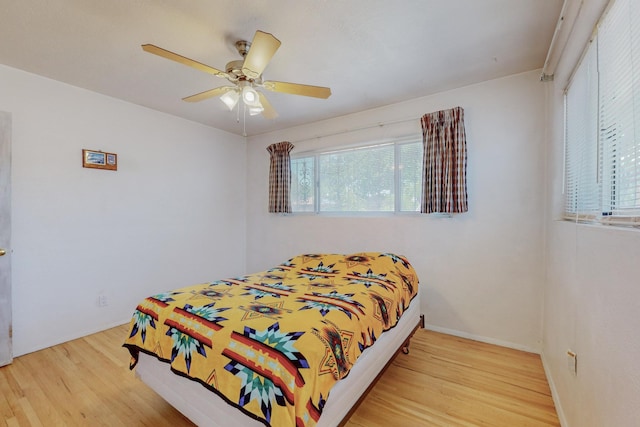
0;64;247;356
543;1;640;426
246;70;546;352
8;20;636;421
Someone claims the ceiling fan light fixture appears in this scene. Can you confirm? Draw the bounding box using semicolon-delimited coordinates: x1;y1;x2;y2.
242;85;261;107
220;89;240;110
249;105;264;116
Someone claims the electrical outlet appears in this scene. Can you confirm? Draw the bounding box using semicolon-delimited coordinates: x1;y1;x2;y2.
567;350;577;375
97;295;108;307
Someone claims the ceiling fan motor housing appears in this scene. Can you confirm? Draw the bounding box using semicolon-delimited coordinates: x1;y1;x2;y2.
225;60;244;81
226;40;263;83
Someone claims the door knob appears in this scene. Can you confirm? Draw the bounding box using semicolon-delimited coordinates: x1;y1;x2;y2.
0;249;6;256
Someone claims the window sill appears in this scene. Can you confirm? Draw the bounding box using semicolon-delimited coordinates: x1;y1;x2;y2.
280;211;454;218
560;214;640;231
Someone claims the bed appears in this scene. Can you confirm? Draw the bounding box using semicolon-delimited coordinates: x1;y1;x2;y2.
123;252;421;427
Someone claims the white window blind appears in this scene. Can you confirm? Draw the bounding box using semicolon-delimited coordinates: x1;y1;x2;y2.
565;42;599;215
598;0;640;217
564;0;640;225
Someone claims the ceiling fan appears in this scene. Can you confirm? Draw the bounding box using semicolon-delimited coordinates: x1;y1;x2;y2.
142;30;331;120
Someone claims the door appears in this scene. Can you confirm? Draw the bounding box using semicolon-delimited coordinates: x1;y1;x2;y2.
0;111;11;366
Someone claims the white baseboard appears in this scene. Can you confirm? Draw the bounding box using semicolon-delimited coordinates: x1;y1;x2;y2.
540;353;569;427
424;323;541;354
15;318;132;358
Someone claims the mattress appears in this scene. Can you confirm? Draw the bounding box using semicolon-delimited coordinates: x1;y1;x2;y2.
135;294;422;426
123;252;421;426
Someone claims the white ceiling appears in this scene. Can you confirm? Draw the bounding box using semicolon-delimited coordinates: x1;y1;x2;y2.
0;0;562;137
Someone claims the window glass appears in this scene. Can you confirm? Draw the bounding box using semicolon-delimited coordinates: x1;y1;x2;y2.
319;144;395;212
291;156;315;212
399;142;423;212
291;140;422;214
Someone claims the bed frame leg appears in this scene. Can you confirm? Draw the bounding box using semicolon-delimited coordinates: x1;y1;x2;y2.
402;341;411;354
401;314;425;355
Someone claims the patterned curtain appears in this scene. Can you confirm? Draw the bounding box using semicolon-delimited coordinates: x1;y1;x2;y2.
267;141;295;213
421;106;468;214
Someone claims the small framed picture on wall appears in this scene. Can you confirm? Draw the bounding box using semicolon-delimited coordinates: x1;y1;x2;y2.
82;149;117;171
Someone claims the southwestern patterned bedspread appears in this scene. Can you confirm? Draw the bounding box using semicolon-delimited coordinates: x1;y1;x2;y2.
123;252;419;427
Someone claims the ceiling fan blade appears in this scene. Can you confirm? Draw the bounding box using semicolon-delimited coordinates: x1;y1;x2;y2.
258;92;278;119
263;81;331;99
241;31;281;79
182;86;235;103
142;44;229;79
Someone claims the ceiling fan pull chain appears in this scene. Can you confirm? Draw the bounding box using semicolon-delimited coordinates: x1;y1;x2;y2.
243;103;247;137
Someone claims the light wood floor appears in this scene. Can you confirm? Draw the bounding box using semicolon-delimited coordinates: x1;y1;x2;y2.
1;325;559;426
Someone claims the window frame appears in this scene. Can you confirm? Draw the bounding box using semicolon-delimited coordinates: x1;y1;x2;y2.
290;137;423;216
562;0;640;228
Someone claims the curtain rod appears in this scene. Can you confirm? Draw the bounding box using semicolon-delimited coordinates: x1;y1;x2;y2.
290;116;420;144
540;0;570;81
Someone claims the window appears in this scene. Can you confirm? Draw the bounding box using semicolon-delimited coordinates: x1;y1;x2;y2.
564;0;640;225
291;140;422;213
